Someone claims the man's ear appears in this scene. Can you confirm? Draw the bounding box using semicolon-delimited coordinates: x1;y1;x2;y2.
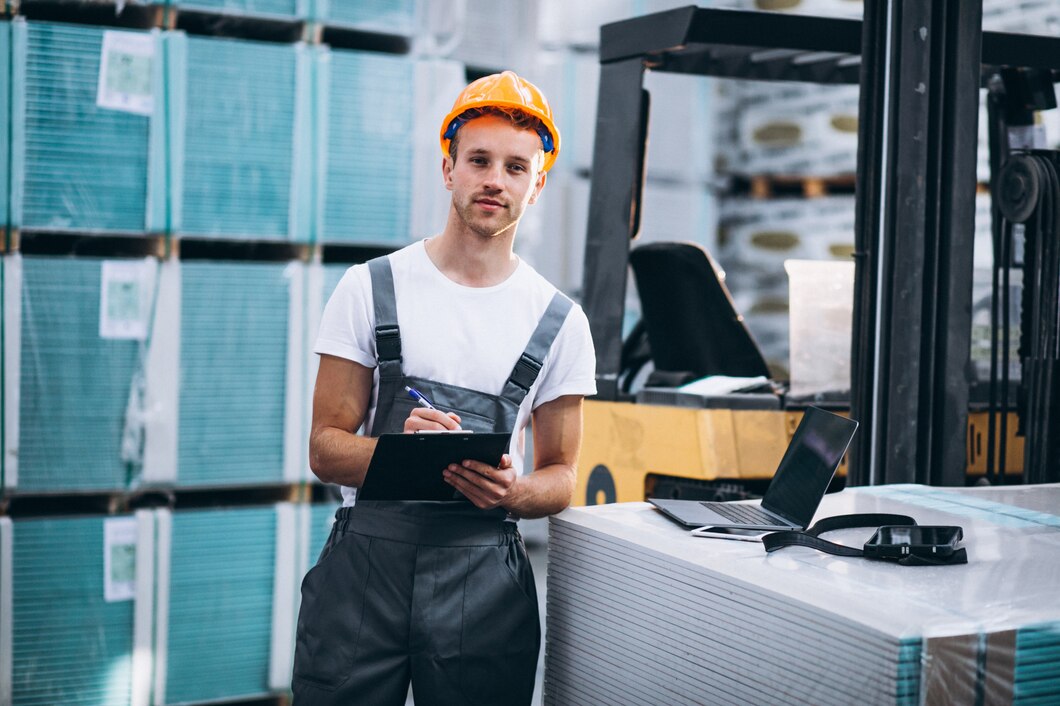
442;155;455;191
528;170;547;205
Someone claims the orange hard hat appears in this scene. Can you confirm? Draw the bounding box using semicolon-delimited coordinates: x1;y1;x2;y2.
439;70;561;172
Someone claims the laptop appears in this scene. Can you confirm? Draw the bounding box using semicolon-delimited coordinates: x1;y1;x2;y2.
649;406;857;531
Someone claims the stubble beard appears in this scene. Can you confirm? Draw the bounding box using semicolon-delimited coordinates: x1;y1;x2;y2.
455;195;521;239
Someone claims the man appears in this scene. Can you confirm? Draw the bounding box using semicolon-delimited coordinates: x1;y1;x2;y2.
292;71;597;705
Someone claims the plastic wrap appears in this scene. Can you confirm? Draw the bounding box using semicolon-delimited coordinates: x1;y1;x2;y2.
314;0;415;35
168;33;308;241
10;255;166;492
546;484;1060;705
0;514;147;706
172;0;305;20
319;47;414;244
154;505;279;704
12;22;165;234
177;260;292;486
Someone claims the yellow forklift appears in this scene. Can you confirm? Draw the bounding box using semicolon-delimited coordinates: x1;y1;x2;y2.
572;5;1060;506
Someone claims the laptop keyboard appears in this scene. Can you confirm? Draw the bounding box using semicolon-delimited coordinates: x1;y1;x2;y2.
701;502;783;526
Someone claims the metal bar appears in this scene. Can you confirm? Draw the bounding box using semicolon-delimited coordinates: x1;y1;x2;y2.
580;58;647;401
850;0;892;487
982;31;1060;73
600;7;861;64
852;0;982;486
882;0;933;484
928;0;982;486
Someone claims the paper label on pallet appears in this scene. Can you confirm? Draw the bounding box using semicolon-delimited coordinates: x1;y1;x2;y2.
104;517;138;602
100;259;156;340
97;31;155;116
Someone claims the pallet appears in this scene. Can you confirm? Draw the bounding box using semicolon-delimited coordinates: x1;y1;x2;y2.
319;241;397;266
731;173;858;199
1;483;311;518
173;235;311;263
17;230;170;258
14;0;175;31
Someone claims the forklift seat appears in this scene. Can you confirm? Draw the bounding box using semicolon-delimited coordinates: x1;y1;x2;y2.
629;241;771;383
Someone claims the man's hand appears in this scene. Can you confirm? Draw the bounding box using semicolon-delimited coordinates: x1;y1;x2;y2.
403;407;462;433
443;454;518;510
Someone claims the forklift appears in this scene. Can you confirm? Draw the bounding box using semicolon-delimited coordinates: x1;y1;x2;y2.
573;3;1060;506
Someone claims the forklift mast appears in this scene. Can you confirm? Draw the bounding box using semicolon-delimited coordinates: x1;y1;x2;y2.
580;2;1060;487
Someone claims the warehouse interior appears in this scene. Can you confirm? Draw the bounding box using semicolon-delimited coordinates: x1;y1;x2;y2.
1;0;1060;705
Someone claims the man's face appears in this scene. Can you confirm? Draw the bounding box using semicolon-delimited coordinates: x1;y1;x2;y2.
444;114;547;239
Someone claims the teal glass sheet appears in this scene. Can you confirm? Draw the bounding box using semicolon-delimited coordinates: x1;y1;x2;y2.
165;507;275;704
175;0;302;18
11;516;134;706
322;50;412;244
322;262;347;304
181;36;296;239
322;0;415;34
23;22;150;232
1015;622;1060;704
895;638;921;706
18;257;139;491
0;23;11;231
178;261;288;486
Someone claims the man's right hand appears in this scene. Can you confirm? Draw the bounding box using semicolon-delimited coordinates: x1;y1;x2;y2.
403;407;462;433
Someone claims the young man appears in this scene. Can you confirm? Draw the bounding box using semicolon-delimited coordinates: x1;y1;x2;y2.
292;71;597;705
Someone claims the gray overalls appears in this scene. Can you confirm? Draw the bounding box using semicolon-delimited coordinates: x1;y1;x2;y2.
292;256;572;706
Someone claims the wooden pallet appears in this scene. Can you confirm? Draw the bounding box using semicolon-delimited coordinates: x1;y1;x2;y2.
13;0;175;31
1;483;312;518
17;230;170;258
732;173;858;199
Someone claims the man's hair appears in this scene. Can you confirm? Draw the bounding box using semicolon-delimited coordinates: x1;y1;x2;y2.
447;106;547;167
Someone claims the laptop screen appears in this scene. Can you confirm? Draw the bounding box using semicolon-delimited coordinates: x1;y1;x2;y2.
761;408;858;526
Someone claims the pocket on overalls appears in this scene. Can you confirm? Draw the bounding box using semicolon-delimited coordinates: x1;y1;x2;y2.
458;537;541;704
391;378;502;433
292;527;370;690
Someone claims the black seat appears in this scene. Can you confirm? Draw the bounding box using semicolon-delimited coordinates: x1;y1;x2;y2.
628;241;771;383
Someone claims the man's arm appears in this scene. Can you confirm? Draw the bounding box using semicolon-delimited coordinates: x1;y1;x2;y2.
442;394;583;519
309;354;465;486
308;354;377;487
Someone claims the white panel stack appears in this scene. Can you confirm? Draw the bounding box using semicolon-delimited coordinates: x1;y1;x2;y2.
445;0;538;71
718;195;856;373
545;484;1060;705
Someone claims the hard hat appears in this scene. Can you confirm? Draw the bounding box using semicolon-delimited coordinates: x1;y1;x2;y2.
439;70;561;172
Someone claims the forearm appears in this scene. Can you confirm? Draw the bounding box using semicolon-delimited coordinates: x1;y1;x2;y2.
503;463;576;519
308;426;377;487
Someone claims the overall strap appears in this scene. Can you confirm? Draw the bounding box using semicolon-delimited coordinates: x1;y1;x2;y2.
500;291;574;406
368;256;403;437
762;513;917;556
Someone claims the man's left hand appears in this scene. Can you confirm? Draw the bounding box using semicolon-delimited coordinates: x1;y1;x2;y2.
443;454;518;510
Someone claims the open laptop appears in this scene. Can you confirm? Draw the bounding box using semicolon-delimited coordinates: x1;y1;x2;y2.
649;406;857;530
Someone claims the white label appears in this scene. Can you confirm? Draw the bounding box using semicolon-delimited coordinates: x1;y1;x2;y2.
104;517;138;602
97;31;155;116
100;259;156;340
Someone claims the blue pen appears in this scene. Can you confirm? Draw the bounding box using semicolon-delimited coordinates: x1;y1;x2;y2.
405;386;437;410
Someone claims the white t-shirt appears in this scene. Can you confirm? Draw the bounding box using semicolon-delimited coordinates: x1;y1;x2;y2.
315;239;598;505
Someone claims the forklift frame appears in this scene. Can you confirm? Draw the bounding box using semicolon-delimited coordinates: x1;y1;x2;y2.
580;2;1060;489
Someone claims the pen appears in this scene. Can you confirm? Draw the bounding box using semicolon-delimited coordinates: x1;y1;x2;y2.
405;386;436;410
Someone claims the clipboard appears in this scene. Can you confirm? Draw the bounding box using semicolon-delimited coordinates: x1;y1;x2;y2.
358;432;511;501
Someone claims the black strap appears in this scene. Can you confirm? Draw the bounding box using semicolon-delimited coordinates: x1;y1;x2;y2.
500;292;573;405
763;513;917;556
368;257;403;437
